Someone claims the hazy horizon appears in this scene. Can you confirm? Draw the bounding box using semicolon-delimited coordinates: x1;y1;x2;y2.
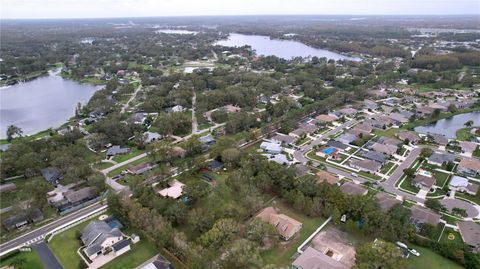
2;0;479;19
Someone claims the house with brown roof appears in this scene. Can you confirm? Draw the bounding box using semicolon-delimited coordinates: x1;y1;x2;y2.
316;170;339;185
371;142;397;156
315;114;337;123
397;131;420;144
458;221;480;253
413;173;436;190
410;205;440;229
352;123;373;134
350;159;382;173
340;182;368;196
458;158;480;177
128;162;155;175
222;104;241;113
375;192;401;212
292;246;349;269
255;207;302;241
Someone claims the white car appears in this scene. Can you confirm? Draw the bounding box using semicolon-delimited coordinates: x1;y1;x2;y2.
396;242;408;249
351;172;358;177
408;248;420;257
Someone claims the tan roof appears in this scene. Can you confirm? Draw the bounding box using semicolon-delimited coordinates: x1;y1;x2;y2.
397;131;419;142
459;158;480;171
315;114;336;122
158;180;185;199
413;174;436;189
223;104;241;113
255;207;302;239
371;142;397;155
458;221;480;250
292;246;349;269
316;171;339;185
410;205;440;226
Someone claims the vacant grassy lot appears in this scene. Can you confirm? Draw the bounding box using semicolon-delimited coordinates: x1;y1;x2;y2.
0;250;44;269
405;244;464;269
261;200;326;266
112;148;145;163
93;162;115;170
49;221;89;269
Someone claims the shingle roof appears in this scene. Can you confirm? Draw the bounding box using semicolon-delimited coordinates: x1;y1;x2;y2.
292;246;349;269
340;182;367;196
112;239;130;252
81;220;122;247
410;205;440;226
375;192;401;212
458;221;480;250
65;187;95;204
459;158;480;171
428;152;455;165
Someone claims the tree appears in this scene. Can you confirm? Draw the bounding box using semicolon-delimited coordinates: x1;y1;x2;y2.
220;239;263;269
464;120;474;128
403;168;416;178
6;125;23;142
447;104;457;113
246;219;277;245
221;148;241;168
420;148;433;158
353;240;405;269
9;257;27;269
425;199;444;212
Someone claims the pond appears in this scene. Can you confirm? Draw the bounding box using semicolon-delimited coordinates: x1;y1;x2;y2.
155;29;198;35
414;111;480;139
215;33;360;61
0;70;102;138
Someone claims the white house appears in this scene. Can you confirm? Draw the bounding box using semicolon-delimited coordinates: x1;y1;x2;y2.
81;220;124;260
449;176;479;195
260;141;282;154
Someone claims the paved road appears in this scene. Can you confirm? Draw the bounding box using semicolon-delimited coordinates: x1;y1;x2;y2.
0;202;105;255
441;198;479;218
191;91;198;133
32;242;63;269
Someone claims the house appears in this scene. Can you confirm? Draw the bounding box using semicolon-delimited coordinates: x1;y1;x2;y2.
364;99;378;110
0;183;16;193
292;246;349;269
139;254;174;269
428;152;455;166
458;158;480;177
111;239;131;256
459;141;477;156
128;113;147;124
2;213;28;231
223;104;241;113
298;123;318;134
397;131;420;144
449;176;479;195
260;141;282;154
64;187;97;206
316;170;339;185
377;136;402;147
294;164;310;178
41;167;63;185
271;134;297;145
340;182;368;196
336;108;358;117
410;205;441;229
208;160;224;171
327;140;350;151
350;159;382;173
158;180;185;199
316;146;340;160
375;192;401;212
360;150;386;164
371;142;397;156
81;220;124;260
144;132;162;144
458;221;480;253
106;146;130;158
165;105;185;113
336;133;357;145
413;170;436;190
416;106;435;118
289;128;306;138
255;207;302;240
428;133;449;146
198;134;215;149
388;113;409;125
264;154;290;165
315;114;337;123
128;162;155;175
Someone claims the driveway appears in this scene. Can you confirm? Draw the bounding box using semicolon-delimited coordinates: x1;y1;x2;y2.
441;199;479;218
32;242;63;269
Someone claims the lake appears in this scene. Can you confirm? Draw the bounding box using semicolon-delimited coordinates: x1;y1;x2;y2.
0;70;102;138
155;29;198;35
215;33;360;61
414;111;480;139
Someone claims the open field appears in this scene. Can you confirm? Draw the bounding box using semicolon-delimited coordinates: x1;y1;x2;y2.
48;221;89;269
405;244;464;269
0;250;44;269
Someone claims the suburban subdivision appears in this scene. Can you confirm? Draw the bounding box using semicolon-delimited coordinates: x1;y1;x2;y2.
1;9;480;269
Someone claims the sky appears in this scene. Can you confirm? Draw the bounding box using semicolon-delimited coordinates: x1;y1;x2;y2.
1;0;479;19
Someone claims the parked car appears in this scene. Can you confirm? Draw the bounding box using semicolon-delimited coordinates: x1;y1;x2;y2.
396;242;408;249
408;248;420;257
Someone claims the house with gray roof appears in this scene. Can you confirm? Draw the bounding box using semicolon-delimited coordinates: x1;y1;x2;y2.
41;167;63;186
327;140;349;151
340;182;368;196
428;152;455;166
106;146;130;157
350;159;382;173
410;205;440;231
375;192;401;212
81;220;124;260
271;133;297;145
361;150;387;164
336;133;357;145
144;132;162;144
449;176;479;195
397;131;420;144
427;133;449;146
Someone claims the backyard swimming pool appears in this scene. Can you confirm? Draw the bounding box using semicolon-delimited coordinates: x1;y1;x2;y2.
322;147;334;155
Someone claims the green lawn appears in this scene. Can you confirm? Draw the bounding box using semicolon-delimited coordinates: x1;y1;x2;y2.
456;128;472;141
380;162;397;175
49;221;89;269
434;171;450;188
0;176;51;208
261;200;326;266
474;146;480;159
93;162;115;170
399;175;420;194
405;244;464;269
99;240;158;269
112;148;145;163
439;228;464;245
0;250;44;269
